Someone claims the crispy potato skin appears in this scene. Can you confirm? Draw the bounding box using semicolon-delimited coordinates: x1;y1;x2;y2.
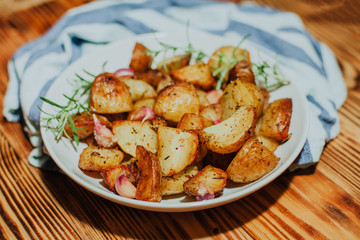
134;69;168;86
157;53;192;74
90;73;133;114
129;42;153;72
220;79;264;120
136;145;162;202
177;113;212;130
226;138;280;183
257;98;292;143
183;165;227;197
171;61;214;90
154;82;200;123
79;146;124;171
228;60;255;84
199;106;256;154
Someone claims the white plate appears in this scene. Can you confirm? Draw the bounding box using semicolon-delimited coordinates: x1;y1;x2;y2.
40;30;309;212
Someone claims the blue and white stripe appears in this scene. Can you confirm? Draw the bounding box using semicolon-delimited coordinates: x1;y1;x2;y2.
3;0;346;171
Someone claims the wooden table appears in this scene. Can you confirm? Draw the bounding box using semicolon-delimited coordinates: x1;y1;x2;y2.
0;0;359;239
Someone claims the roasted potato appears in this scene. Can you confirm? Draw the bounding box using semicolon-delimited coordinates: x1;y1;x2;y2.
199;104;222;123
101;162;138;191
177;113;212;130
183;165;227;198
121;78;157;102
129;42;153;72
90;73;133;114
154;82;200;123
199;105;256;154
220;79;264;120
208;46;251;82
204;151;236;171
134;69;168;86
157;53;192;74
64;112;110;140
132;98;155;112
161;164;199;195
112;120;158;157
227;137;280;183
228;60;255;84
255;134;279;152
171;61;214;90
79;146;124;171
156;76;175;93
196;89;211;108
136;145;162;202
158;126;199;176
256;98;292;143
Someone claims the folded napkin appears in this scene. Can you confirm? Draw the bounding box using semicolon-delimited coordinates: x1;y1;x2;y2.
3;0;346;171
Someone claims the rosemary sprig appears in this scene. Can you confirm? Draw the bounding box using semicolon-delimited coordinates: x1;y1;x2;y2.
39;71;94;145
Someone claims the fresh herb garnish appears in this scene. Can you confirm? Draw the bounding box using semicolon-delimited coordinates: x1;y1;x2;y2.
39;70;94;144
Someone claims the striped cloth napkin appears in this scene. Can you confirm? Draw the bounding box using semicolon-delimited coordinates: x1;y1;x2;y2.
3;0;346;171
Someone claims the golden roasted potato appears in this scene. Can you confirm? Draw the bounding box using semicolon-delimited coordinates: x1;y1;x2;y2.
228;60;255;84
256;98;292;143
134;69;168;86
199;104;222;123
121;78;157;102
183;165;227;198
154;82;200;123
156;76;175;93
177;113;212;130
161;164;199;195
208;46;250;82
79;146;124;171
129;42;153;72
101;162;138;191
255;134;279;152
112;120;158;157
136;145;162;202
220;79;263;120
157;53;192;74
196;89;211;109
90;73;133;114
171;61;214;90
158;126;199;176
226;137;280;183
64;112;110;140
199;105;256;154
260;88;270;111
133;98;155;112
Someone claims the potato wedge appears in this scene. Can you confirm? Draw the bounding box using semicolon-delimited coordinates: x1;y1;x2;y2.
256;98;292;143
171;61;214;90
199;104;222;123
220;79;263;120
121;78;157;102
255;134;279;152
101;161;138;191
136;145;162;202
90;73;133;114
158;126;199;176
177;113;212;130
154;82;200;123
79;146;124;171
157;53;192;74
208;46;250;82
196;89;211;108
112;121;158;157
227;137;280;183
161;164;199;195
129;42;153;72
199;105;256;154
228;60;255;84
183;165;227;198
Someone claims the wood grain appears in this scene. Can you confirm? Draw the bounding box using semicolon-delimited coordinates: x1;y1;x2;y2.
0;0;360;239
